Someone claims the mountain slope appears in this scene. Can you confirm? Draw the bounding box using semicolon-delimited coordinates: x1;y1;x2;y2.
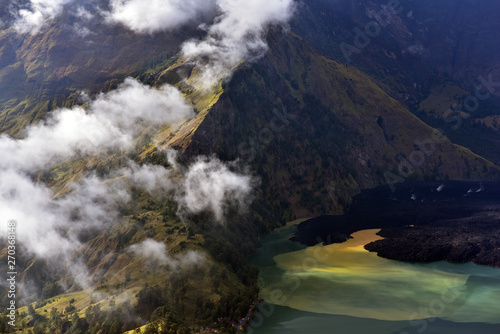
0;18;196;135
175;31;498;217
290;0;500;165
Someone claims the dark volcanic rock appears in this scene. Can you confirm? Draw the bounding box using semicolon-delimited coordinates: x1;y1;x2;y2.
292;181;500;267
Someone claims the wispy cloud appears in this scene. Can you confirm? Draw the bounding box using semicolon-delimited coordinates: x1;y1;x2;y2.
128;238;204;268
105;0;296;88
0;78;194;289
175;155;255;222
182;0;296;88
0;78;193;172
0;76;255;292
120;162;175;196
12;0;75;34
0;172;130;259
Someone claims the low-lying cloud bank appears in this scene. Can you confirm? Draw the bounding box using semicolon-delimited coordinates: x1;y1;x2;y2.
0;77;254;290
0;78;192;172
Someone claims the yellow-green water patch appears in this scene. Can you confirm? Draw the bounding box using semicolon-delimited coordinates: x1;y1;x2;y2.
256;228;500;324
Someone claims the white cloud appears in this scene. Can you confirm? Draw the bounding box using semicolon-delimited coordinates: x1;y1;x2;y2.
90;78;194;131
121;151;257;224
0;78;193;172
106;0;217;34
0;78;194;289
128;239;171;265
1;170;77;258
73;23;93;37
0;171;129;259
176;156;255;222
121;152;256;223
75;6;94;20
13;0;75;34
0;107;128;172
59;175;132;231
182;0;296;88
128;238;204;268
105;0;295;88
121;162;174;196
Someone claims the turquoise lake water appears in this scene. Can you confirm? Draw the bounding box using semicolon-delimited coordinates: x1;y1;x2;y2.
249;224;500;333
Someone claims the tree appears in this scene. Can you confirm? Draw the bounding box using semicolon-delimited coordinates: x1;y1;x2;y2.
109;320;121;334
144;322;159;334
68;313;82;334
28;304;36;318
135;284;166;319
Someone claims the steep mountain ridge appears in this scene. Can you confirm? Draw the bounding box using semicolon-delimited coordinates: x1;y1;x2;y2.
178;31;498;216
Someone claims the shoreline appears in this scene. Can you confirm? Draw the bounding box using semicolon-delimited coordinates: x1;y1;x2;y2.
291;181;500;267
255;225;500;324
